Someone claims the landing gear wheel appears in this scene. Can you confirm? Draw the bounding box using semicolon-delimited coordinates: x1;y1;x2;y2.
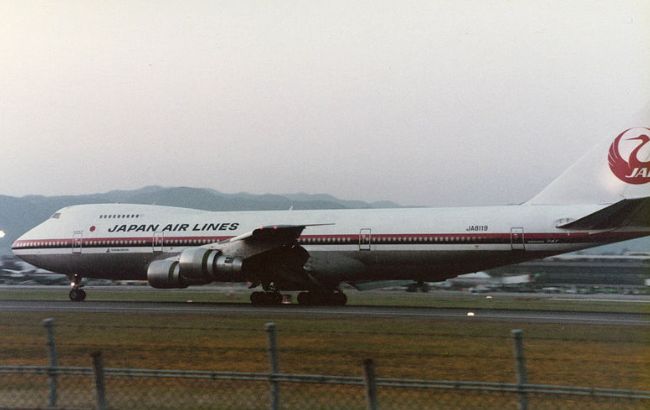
298;292;324;306
69;288;86;302
297;292;312;305
298;291;347;306
250;291;283;306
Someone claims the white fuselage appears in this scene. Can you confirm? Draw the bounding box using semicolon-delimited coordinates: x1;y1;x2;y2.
11;203;648;286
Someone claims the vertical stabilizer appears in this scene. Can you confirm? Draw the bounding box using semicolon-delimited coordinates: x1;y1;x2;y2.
528;106;650;205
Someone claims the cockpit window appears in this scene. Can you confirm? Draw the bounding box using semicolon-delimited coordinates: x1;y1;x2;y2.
51;212;61;219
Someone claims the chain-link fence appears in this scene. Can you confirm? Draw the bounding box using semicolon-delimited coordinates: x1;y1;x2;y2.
1;365;649;409
0;320;648;409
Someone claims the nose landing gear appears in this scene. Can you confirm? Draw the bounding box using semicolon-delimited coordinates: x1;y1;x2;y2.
68;274;86;302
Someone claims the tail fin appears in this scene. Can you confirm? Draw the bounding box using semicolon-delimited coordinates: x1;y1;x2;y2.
528;105;650;205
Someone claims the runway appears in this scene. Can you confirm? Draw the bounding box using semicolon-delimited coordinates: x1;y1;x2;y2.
0;300;647;326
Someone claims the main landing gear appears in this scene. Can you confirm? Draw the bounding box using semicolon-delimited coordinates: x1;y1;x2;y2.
297;291;347;306
250;291;283;306
68;274;86;302
249;291;348;306
406;281;430;293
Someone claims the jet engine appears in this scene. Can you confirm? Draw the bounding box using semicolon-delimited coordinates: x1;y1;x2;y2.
147;248;244;289
147;259;187;289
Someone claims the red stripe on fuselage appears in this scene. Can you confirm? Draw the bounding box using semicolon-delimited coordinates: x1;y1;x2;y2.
11;231;648;250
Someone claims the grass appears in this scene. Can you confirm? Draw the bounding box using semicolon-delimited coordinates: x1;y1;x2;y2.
0;310;648;390
0;299;648;410
0;287;648;408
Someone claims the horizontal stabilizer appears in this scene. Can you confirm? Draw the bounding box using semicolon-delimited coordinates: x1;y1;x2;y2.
557;197;650;230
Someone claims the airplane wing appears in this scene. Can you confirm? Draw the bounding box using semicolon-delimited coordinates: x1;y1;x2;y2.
228;225;310;243
182;223;336;291
210;224;332;259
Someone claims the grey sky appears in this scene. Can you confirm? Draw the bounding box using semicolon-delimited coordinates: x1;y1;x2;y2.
1;1;648;206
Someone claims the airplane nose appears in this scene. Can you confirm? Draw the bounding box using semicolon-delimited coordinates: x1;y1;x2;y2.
11;238;22;253
11;231;35;263
11;231;29;253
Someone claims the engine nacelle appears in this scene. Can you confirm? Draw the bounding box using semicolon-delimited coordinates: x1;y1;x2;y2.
148;248;245;288
147;259;187;289
177;247;222;282
212;254;244;282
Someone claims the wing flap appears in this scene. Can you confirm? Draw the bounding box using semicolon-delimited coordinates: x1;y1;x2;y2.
228;223;334;243
204;223;332;262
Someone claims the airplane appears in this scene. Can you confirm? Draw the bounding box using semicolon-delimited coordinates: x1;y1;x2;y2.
11;123;650;305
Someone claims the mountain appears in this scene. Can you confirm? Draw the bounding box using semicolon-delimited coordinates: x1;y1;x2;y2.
0;186;404;254
282;192;402;209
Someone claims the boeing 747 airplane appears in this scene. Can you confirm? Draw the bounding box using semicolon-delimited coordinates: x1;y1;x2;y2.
12;123;650;305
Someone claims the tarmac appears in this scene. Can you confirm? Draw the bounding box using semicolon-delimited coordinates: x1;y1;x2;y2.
0;299;647;326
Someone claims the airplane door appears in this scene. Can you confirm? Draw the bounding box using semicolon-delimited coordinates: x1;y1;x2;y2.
510;227;525;250
153;232;164;254
359;228;372;251
72;231;83;254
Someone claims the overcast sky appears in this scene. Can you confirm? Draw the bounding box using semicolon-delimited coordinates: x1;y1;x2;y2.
1;1;648;206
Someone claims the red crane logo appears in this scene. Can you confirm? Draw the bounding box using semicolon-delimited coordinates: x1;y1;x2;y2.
608;127;650;184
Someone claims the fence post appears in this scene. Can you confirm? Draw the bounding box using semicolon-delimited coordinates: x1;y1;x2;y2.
512;329;528;410
363;359;379;410
91;351;107;410
42;318;58;408
265;322;280;410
